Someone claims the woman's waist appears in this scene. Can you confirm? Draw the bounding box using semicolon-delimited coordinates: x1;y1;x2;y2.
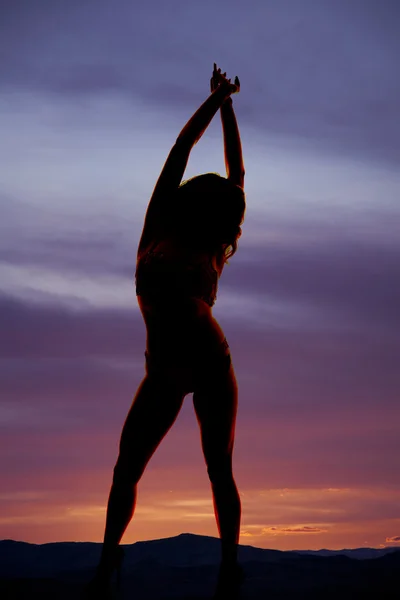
138;294;215;322
145;334;230;369
141;309;227;357
145;321;226;349
136;287;216;308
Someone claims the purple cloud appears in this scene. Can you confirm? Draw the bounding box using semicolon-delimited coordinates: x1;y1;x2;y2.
1;1;399;163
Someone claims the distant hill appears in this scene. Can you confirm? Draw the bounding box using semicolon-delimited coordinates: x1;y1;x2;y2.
0;533;399;599
295;546;399;560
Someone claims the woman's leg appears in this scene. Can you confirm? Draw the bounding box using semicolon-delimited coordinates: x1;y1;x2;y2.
96;370;187;582
192;355;241;567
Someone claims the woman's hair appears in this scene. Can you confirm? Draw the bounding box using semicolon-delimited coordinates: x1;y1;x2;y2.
171;173;246;263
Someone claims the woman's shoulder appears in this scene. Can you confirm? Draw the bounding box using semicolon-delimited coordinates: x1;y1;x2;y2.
137;238;166;261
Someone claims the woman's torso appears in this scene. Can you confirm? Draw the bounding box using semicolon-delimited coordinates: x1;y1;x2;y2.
135;237;227;360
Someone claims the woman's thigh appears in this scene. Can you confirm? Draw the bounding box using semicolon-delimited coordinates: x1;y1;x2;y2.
115;372;187;479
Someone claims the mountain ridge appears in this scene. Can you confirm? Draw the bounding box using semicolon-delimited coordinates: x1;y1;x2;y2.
1;533;399;599
1;532;399;578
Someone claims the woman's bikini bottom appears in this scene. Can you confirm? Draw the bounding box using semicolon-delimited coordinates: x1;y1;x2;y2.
144;337;231;395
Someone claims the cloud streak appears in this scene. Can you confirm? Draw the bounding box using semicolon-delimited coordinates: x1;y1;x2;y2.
1;1;399;163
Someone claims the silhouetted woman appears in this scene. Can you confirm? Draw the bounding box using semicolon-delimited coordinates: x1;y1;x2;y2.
86;65;245;599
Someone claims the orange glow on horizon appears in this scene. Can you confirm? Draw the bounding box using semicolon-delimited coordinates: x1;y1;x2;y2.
1;482;399;551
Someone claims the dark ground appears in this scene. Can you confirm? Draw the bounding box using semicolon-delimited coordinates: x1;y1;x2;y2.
1;535;399;599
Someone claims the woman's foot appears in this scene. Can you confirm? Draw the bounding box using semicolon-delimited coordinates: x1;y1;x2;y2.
82;577;113;599
213;562;245;599
82;546;125;599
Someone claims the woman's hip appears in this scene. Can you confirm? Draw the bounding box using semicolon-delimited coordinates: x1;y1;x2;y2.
144;336;232;394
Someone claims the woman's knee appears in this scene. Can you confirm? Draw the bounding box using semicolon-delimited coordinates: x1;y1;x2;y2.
207;456;234;486
112;454;145;487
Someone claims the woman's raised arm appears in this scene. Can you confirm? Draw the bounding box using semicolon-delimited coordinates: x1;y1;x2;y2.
212;64;245;188
138;79;239;255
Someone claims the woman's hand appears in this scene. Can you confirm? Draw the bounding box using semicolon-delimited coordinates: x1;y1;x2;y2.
211;63;240;95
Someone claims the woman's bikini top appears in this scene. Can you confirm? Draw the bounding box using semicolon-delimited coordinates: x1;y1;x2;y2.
135;248;219;307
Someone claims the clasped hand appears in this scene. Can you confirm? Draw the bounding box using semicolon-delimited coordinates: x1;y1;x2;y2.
210;62;240;95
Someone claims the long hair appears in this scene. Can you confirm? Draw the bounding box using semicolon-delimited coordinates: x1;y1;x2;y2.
171;173;246;264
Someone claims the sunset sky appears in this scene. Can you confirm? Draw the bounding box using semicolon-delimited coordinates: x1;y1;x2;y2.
1;0;399;551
